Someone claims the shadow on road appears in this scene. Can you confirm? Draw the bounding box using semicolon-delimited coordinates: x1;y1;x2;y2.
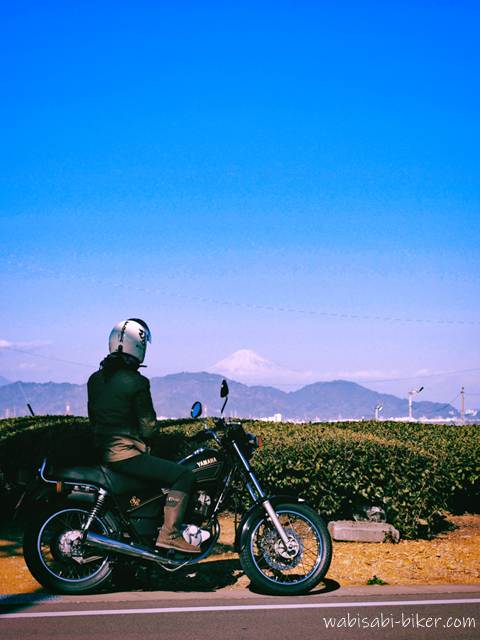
248;577;341;596
0;589;57;615
111;562;342;596
112;557;245;593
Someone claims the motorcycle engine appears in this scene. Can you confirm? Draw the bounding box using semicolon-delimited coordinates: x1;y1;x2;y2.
193;490;212;519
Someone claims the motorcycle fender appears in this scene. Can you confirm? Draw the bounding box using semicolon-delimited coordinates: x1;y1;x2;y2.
14;480;56;520
15;478;96;519
234;495;305;552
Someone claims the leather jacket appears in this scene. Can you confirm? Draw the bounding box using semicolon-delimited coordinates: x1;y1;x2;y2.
87;353;157;462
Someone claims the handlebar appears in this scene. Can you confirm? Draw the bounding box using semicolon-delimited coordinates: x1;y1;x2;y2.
192;418;242;443
191;419;261;455
205;417;243;431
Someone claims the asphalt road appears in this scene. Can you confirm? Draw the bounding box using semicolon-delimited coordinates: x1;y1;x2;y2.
1;587;479;640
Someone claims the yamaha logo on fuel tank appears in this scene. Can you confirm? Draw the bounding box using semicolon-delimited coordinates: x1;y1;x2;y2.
196;457;217;468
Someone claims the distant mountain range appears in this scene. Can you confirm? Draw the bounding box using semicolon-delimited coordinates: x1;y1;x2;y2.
0;372;460;421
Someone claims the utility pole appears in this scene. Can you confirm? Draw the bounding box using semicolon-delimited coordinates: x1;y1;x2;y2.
408;386;424;420
461;386;465;424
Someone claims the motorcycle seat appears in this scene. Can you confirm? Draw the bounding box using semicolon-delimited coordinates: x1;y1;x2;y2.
46;464;151;494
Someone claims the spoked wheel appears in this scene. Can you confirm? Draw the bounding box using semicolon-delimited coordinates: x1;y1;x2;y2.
239;503;332;595
23;505;115;594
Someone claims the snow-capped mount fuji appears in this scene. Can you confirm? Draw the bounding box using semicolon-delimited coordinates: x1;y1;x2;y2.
211;349;282;378
209;349;311;388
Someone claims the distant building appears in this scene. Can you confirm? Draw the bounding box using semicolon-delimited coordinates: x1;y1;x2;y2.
259;413;282;423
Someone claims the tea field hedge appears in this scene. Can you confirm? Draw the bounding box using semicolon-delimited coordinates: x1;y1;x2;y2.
327;421;480;514
0;416;478;538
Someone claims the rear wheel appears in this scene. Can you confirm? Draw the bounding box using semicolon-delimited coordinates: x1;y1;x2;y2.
23;504;117;594
239;503;332;595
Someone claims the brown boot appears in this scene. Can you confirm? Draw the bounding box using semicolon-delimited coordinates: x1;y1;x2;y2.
155;490;201;554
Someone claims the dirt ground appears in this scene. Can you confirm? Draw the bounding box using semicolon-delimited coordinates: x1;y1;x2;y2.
1;514;479;595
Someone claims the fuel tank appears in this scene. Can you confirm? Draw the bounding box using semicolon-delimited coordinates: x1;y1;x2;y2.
180;447;226;484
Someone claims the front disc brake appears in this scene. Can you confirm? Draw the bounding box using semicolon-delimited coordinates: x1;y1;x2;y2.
259;527;304;570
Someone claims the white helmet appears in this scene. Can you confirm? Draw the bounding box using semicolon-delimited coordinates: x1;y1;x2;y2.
108;318;152;364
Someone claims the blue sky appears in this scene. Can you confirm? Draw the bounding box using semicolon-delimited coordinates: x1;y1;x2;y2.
1;2;479;406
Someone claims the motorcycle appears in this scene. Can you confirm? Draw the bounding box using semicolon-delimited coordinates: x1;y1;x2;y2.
20;380;332;595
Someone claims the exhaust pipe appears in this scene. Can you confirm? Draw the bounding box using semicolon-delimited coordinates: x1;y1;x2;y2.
85;531;170;564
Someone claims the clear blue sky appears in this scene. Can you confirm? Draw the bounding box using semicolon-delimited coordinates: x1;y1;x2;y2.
1;1;479;406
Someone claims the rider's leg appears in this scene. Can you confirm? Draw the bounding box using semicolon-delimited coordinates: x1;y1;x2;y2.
109;453;193;492
109;454;200;553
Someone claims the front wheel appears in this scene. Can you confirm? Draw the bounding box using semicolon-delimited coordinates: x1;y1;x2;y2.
239;502;332;595
23;504;116;594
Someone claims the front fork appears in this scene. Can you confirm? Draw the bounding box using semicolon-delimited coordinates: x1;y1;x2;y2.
232;442;293;550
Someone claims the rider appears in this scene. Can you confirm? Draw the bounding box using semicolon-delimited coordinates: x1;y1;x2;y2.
87;318;200;554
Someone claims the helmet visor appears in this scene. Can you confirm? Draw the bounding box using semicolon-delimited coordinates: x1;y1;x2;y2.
128;318;152;343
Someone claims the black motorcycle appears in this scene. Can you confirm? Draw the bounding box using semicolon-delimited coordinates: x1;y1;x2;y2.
20;380;332;596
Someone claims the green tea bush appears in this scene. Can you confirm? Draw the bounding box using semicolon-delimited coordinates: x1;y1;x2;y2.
329;421;480;513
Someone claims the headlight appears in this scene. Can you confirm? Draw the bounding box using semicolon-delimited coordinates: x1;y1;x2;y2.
246;433;263;449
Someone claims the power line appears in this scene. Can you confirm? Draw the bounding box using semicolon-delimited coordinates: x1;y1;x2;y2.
441;393;461;408
6;258;480;326
2;346;94;369
248;368;480;387
345;368;480;384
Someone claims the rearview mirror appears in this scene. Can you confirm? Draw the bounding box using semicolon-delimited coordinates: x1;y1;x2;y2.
220;380;229;398
190;401;203;419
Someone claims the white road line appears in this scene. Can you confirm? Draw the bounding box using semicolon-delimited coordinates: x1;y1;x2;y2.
1;598;480;620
